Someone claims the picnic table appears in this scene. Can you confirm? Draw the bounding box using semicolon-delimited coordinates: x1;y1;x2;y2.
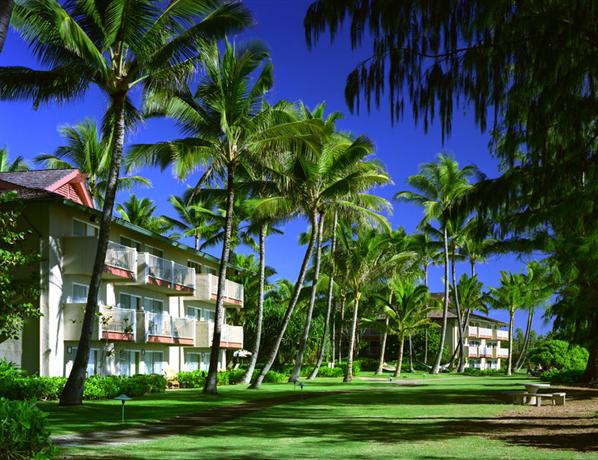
523;383;551;406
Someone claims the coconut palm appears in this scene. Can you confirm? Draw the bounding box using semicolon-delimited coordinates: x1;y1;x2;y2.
35;119;150;206
486;271;528;376
335;226;417;382
0;147;28;172
0;0;252;405
127;39;324;394
116;194;174;235
0;0;12;53
396;153;478;374
383;278;434;377
168;194;220;250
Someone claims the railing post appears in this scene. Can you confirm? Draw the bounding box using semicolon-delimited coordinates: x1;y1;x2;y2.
171;260;175;287
170;314;175;339
144;253;149;283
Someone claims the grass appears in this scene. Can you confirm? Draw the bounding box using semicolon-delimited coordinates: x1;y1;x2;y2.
45;373;598;459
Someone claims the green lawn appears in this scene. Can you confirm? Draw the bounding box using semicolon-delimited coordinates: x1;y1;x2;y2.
48;374;598;459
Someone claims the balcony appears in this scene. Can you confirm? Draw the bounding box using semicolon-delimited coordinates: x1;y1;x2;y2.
63;304;136;342
193;273;244;307
467;326;478;338
62;238;137;280
495;348;509;358
141;253;196;295
467;346;479;358
193;321;244;349
144;311;195;346
478;327;493;339
480;347;495;358
495;329;509;340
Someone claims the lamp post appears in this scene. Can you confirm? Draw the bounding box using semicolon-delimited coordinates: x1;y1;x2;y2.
114;394;132;423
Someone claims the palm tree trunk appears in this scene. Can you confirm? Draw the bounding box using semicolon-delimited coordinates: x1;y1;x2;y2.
309;211;338;380
432;225;450;374
394;336;405;377
290;213;325;382
409;334;415;372
507;308;515;376
376;316;390;375
0;0;12;53
59;94;126;406
515;307;534;371
451;249;466;373
424;329;428;365
338;296;345;363
582;311;598;383
330;309;336;367
204;162;236;394
241;224;267;384
250;211;318;389
344;295;360;382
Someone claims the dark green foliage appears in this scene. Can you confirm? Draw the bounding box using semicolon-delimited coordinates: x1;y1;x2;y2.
463;368;504;377
540;368;585;384
0;398;55;460
528;340;589;371
177;369;281;388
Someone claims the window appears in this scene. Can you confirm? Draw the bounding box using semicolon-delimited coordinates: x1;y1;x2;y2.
185;306;201;320
143;297;163;314
185;352;210;371
72;283;89;303
145;245;163;258
201;308;215;323
201;265;217;275
117;350;140;376
145;351;163;374
71;347;99;376
119;293;141;310
120;236;142;252
187;260;202;274
73;218;98;237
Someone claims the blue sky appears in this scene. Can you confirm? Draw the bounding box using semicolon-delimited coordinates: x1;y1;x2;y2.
0;0;551;334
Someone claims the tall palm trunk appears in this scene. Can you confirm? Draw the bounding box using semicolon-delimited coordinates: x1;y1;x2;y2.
204;162;236;394
330;308;336;367
338;296;345;363
394;336;405;377
423;262;429;365
309;211;338;380
0;0;12;53
408;335;415;372
432;225;450;374
290;213;325;382
376;316;390;375
515;307;534;371
376;291;392;375
507;307;515;376
60;95;125;406
241;224;267;384
344;295;360;382
250;211;318;389
451;249;466;373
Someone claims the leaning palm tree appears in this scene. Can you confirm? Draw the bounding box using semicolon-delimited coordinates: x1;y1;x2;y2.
486;271;528;376
396;153;478;374
168;194;220;250
116;194;174;235
128;40;322;394
383;277;434;377
0;147;28;172
35;119;150;206
0;0;252;405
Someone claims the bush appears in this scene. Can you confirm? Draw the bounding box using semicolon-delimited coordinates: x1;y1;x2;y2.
226;369;248;385
529;340;589;371
337;360;361;376
262;370;288;383
176;370;206;389
463;368;504;376
0;398;56;459
540;368;585;384
358;358;379;372
313;366;344;378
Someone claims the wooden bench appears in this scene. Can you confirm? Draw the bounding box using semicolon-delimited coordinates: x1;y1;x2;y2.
552;392;566;406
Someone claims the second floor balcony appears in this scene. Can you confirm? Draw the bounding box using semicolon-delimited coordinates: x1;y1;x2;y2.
193;273;244;307
193;321;244;349
142;253;196;295
63;304;137;342
144;311;195;346
63;238;137;281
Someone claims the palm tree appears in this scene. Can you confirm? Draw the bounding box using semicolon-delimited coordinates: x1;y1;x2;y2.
383;278;434;377
249;127;391;388
168;194;220;250
396;153;478;374
116;194;173;235
0;0;12;53
486;271;527;376
0;147;28;172
335;226;417;382
128;40;323;394
35;119;150;206
0;0;252;405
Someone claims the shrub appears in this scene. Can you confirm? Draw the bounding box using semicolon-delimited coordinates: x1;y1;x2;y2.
176;370;206;388
540;368;585;384
226;369;247;385
262;370;288;383
529;340;589;371
314;366;344;378
358;358;379;372
463;368;504;376
0;398;56;460
337;360;361;376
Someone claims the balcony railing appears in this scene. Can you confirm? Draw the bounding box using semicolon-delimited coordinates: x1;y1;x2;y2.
144;254;196;292
478;327;493;338
62;237;137;279
495;348;509;358
195;273;244;306
468;346;479;358
467;326;478;337
495;330;509;340
193;321;244;348
481;347;495;358
144;311;195;345
98;306;136;341
105;241;137;275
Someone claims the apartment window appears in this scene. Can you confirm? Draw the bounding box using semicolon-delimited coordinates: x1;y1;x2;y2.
117;350;140;377
202;308;215;323
145;351;163;375
119;292;141;310
187;260;202;274
143;297;164;314
72;283;89;303
145;245;163;258
120;236;142;252
73;218;98;237
201;266;217;276
185;352;210;371
185;306;201;320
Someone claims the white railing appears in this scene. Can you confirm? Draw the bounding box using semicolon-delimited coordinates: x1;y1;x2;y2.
495;329;509;340
467;326;478;337
468;346;479;357
495;348;509;358
99;307;136;338
197;273;244;303
482;347;494;357
105;241;137;273
478;327;493;338
222;324;243;344
145;311;195;340
145;254;196;290
173;317;195;339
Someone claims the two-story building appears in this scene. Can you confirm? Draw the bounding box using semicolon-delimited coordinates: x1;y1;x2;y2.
0;168;245;377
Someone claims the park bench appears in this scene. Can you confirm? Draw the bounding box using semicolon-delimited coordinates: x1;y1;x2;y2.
502;391;566;406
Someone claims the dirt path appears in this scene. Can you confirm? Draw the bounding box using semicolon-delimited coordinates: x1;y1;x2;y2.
53;390;346;448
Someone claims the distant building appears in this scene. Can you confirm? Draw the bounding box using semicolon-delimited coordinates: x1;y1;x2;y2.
0;169;244;377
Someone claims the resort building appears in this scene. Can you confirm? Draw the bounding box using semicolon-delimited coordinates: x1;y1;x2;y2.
0;169;244;377
428;311;510;370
